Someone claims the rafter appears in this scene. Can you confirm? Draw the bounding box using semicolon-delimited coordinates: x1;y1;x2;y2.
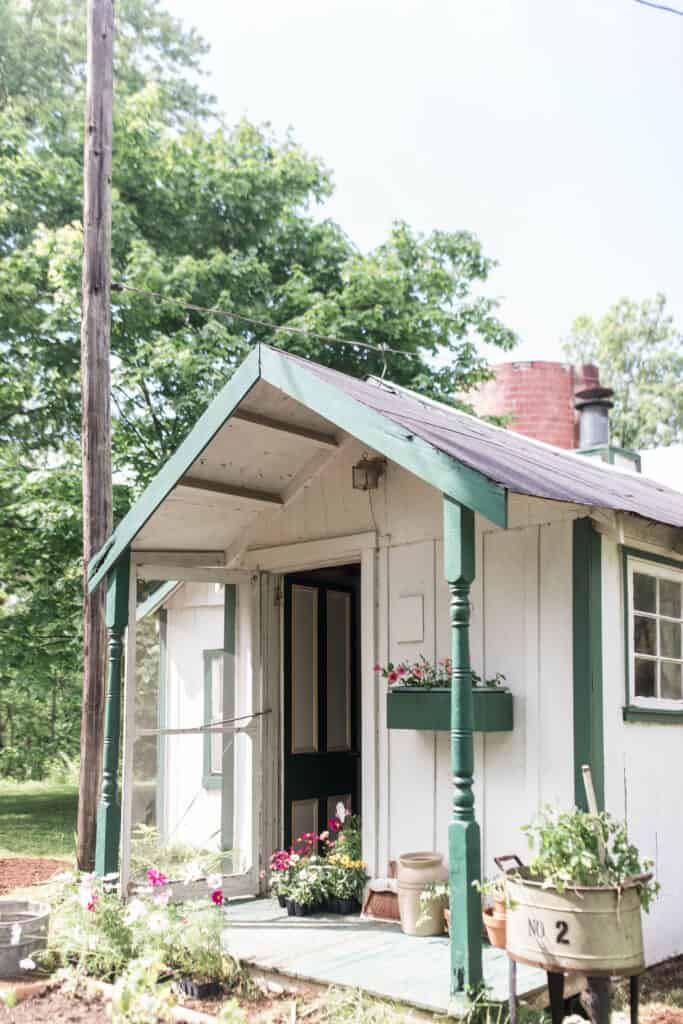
178;476;283;506
231;409;337;448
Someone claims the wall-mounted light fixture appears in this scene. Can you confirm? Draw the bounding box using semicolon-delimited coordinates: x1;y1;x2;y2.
352;455;386;491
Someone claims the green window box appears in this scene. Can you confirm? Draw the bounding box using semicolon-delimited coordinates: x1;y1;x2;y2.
386;686;513;733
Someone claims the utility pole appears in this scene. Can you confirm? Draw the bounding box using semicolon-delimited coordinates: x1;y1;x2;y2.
77;0;115;871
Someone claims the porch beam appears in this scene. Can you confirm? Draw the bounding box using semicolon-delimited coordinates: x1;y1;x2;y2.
178;477;283;505
131;549;226;566
443;496;482;995
231;409;338;448
95;550;130;876
135;566;251;584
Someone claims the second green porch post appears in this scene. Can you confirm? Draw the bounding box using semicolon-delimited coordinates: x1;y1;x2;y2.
443;496;482;994
94;552;130;876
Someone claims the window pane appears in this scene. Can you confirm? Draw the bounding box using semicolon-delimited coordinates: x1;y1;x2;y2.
661;661;682;700
326;590;351;752
634;658;656;698
660;620;681;660
634;573;656;613
634;616;656;655
210;656;224;775
291;585;319;753
660;579;682;619
291;799;318;841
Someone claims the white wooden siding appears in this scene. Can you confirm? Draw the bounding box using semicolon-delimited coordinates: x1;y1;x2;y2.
602;532;683;965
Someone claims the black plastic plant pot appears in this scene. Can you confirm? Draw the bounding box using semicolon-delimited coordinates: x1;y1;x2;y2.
277;894;287;908
340;898;361;915
179;977;222;999
294;902;309;917
285;899;296;916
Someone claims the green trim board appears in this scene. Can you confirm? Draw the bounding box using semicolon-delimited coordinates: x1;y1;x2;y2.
88;346;509;592
572;518;605;812
386;687;513;732
88;348;263;589
136;580;180;622
260;347;507;528
221;584;236;859
623;706;683;724
576;444;642;472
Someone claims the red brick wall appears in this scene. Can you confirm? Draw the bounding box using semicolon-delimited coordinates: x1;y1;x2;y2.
471;361;600;449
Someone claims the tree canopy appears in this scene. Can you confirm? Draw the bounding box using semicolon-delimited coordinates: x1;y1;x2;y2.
0;0;517;779
563;294;683;450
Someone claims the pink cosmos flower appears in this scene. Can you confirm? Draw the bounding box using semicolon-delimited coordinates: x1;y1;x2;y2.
147;868;168;888
387;670;398;684
211;889;224;905
328;817;341;833
373;664;381;672
78;885;98;912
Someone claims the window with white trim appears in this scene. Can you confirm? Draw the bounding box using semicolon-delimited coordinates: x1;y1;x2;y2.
627;556;683;706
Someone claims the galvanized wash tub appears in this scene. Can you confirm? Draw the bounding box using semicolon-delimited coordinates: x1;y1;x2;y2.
505;870;646;976
0;900;50;978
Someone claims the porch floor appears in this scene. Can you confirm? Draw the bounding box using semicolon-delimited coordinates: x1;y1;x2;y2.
225;898;549;1017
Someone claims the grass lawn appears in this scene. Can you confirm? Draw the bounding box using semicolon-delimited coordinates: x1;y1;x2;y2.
0;781;78;860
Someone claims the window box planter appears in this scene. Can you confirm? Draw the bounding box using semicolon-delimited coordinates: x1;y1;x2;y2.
386;686;513;733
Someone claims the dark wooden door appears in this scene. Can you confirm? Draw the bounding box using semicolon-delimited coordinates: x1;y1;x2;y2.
283;566;360;847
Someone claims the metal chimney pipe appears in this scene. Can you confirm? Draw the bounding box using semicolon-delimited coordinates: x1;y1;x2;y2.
574;387;614;448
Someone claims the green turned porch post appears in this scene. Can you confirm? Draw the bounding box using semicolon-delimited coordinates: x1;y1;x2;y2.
94;552;130;876
443;496;483;994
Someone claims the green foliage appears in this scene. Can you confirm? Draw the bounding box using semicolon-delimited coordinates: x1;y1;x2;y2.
0;780;77;858
563;294;683;449
522;805;660;911
0;0;516;778
110;958;175;1024
128;824;223;884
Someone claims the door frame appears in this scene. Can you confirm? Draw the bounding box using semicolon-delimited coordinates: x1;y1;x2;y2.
248;532;380;879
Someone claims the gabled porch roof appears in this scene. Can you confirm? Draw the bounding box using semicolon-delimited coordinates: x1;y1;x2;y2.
89;344;683;589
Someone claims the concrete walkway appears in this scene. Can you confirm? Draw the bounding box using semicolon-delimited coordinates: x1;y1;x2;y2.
226;897;550;1017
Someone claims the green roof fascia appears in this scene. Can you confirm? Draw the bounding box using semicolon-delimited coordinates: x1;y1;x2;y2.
88;347;263;591
260;346;507;528
136;580;180;622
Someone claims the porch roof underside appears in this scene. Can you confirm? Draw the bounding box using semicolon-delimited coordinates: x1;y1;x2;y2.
89;345;683;588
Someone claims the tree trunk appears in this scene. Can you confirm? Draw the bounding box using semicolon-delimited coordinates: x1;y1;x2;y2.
77;0;115;872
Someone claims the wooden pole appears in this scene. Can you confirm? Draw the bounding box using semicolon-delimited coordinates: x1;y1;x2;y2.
77;0;115;871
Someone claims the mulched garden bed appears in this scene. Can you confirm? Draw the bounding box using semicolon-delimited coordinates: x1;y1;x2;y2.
0;985;109;1022
0;858;69;895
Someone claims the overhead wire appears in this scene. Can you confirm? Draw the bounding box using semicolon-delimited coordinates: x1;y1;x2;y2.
633;0;683;13
111;281;421;364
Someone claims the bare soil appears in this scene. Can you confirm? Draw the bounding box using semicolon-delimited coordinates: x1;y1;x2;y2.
0;985;109;1022
0;858;68;896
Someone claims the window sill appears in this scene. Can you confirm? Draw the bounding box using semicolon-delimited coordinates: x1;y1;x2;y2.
203;774;223;790
622;706;683;724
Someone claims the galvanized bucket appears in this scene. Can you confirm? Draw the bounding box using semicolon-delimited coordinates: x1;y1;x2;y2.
504;868;647;976
0;900;50;978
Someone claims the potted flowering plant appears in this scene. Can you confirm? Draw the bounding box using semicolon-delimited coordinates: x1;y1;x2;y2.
378;657;513;733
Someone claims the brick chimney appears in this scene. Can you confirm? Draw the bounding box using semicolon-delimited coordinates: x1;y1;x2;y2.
470;361;601;449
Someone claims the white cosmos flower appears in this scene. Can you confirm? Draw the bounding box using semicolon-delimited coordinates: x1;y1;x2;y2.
19;958;35;971
147;912;167;934
183;861;203;885
10;924;22;946
336;802;348;823
123;898;147;925
206;873;222;890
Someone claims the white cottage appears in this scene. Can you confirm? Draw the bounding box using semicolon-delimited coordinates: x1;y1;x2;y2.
89;345;683;1001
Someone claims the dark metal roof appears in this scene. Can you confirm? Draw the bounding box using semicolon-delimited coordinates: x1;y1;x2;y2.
283;351;683;530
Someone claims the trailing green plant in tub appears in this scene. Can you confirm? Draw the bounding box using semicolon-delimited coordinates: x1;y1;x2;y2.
505;806;659;976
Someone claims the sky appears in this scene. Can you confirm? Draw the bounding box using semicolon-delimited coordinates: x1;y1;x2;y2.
163;0;683;363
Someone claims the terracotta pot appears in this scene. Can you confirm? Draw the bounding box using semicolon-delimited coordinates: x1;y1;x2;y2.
483;905;507;949
397;851;448;937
